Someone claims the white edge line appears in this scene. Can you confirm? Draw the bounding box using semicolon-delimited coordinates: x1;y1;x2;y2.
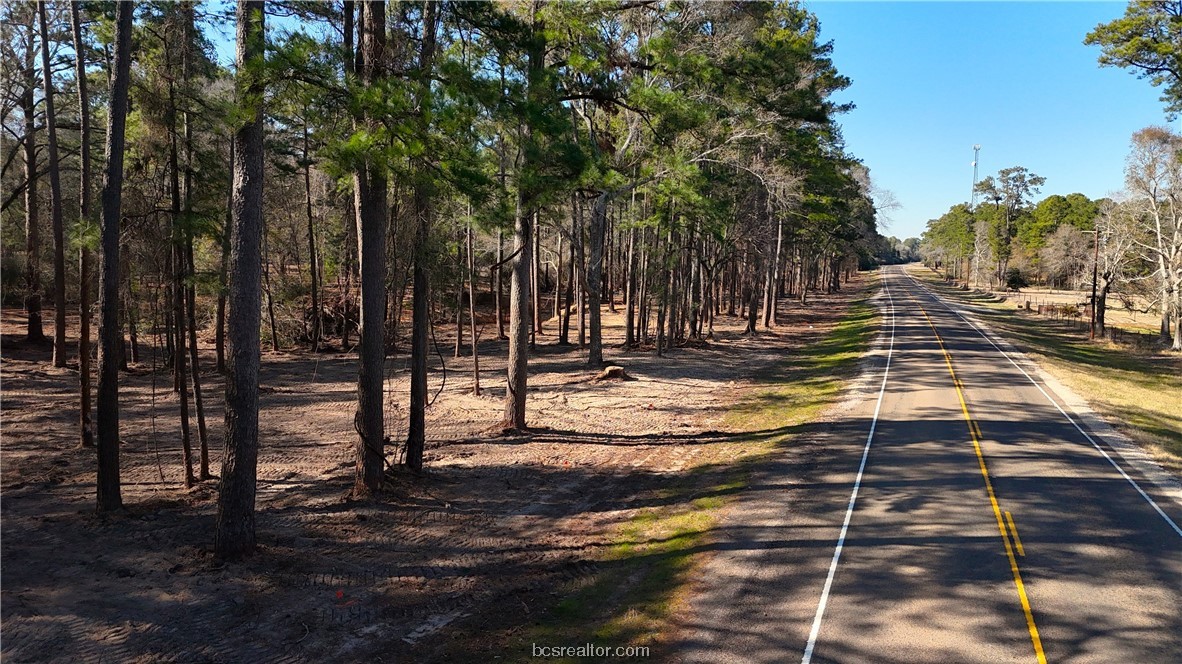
801;271;897;664
905;272;1182;538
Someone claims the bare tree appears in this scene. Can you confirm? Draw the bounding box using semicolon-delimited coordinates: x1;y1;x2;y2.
970;218;992;288
1125;126;1182;350
1093;197;1139;334
95;0;134;512
215;0;265;558
1040;225;1090;289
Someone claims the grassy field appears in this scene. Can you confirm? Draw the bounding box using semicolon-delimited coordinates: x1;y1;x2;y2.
909;265;1182;476
975;285;1159;335
504;285;881;662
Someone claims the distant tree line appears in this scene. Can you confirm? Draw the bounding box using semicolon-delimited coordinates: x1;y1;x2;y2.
920;135;1181;351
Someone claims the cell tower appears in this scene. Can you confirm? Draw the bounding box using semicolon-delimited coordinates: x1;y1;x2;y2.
970;144;981;209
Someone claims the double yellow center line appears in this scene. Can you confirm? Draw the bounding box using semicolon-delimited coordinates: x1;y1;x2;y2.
917;300;1047;664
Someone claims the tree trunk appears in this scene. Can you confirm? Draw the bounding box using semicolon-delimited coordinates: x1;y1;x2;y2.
496;228;506;339
1174;291;1182;352
170;108;195;486
656;246;667;356
72;0;93;448
406;0;438;474
263;230;279;351
22;13;44;343
38;1;68;366
406;203;428;471
343;0;354;77
502;196;532;431
303;113;320;352
745;251;760;334
216;139;233;374
560;196;577;344
606;206;616;313
180;10;210;481
353;0;388;493
532;219;541;341
187;244;210;480
638;226;650;344
122;256;138;365
666;227;678;348
575;200;586;349
625;224;636;347
1096;278;1110;336
587;192;610;366
95;0;133;512
502;22;544;431
763;214;782;327
215;0;265;558
455;261;464;358
467;214;481;396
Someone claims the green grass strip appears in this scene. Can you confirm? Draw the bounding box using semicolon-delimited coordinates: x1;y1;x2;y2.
508;287;880;663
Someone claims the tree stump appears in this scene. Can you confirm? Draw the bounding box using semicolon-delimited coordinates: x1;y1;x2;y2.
593;365;633;381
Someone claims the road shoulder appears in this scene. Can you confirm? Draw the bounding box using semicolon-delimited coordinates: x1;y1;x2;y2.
902;265;1182;514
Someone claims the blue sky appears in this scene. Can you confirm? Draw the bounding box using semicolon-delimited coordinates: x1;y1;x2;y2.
805;1;1180;240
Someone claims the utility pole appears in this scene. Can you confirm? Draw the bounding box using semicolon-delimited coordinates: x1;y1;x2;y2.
1085;229;1099;340
970;144;981;209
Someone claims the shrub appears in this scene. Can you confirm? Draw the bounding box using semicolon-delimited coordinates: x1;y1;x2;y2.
1005;267;1028;291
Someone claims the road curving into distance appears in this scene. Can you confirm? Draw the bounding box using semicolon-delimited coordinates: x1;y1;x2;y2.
677;265;1182;664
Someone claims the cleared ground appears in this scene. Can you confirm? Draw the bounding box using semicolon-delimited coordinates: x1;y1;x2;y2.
1;276;869;662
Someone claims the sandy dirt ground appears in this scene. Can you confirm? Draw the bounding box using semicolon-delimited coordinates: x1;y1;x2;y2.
1;277;866;662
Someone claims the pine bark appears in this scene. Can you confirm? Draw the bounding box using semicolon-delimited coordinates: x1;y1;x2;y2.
179;6;209;481
95;0;133;512
501;24;543;432
586;192;611;366
503;196;532;430
406;0;438;473
39;1;67;363
71;0;93;448
215;140;233;374
467;216;481;395
215;0;265;558
23;11;43;343
303;114;320;351
169;77;195;487
353;0;388;492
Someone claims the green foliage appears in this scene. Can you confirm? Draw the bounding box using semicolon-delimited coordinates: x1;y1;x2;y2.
1005;267;1028;290
921;203;976;265
1019;192;1098;252
1085;1;1182;119
14;0;890;365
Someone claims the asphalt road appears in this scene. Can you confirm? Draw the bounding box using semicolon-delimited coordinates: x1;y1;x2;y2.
677;265;1182;663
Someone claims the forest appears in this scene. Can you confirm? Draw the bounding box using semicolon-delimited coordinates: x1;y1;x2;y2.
1;0;891;558
920;139;1182;350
